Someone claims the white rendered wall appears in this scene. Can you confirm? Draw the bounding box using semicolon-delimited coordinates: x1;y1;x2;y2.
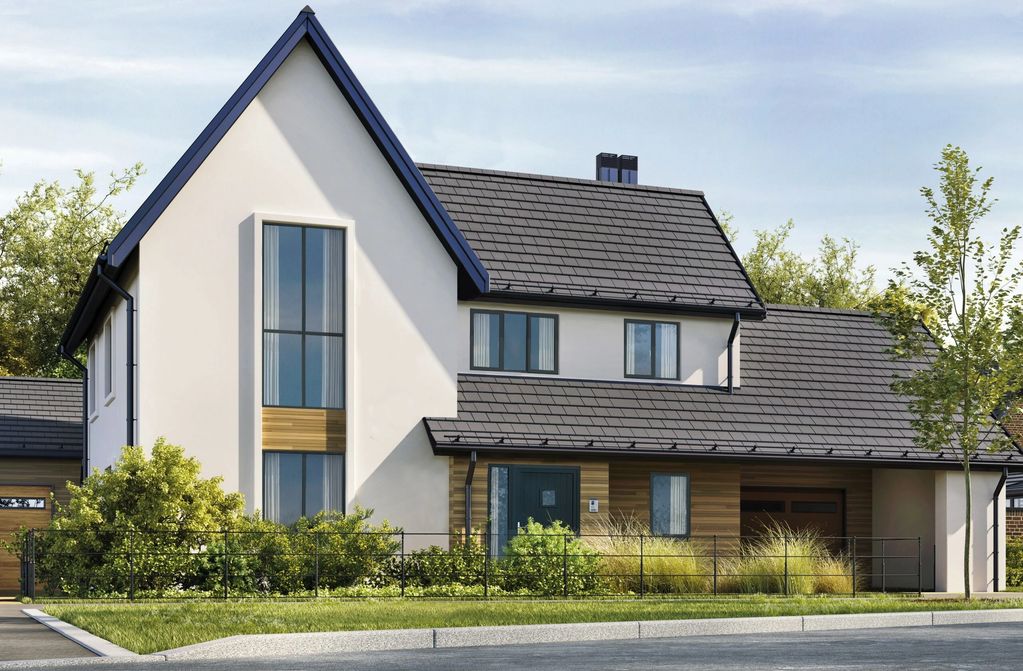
86;266;138;473
934;470;1006;593
128;41;458;533
872;468;935;590
457;302;739;387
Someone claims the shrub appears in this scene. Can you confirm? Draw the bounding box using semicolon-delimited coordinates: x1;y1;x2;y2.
500;519;600;595
192;516;304;595
720;524;852;595
292;508;400;589
398;530;487;587
7;440;245;597
583;516;710;594
1007;537;1023;588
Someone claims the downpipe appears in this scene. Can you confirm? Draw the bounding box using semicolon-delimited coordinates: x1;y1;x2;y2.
95;259;135;446
726;312;741;394
464;450;477;534
58;344;88;482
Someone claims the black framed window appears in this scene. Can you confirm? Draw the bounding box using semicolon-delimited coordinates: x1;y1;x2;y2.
625;319;679;379
263;224;345;408
650;472;689;536
471;310;557;373
263;451;344;525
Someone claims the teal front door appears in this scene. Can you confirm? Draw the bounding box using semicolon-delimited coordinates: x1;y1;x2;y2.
508;466;580;534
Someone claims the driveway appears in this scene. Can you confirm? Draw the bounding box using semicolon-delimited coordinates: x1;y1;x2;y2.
0;601;94;662
1;621;1021;670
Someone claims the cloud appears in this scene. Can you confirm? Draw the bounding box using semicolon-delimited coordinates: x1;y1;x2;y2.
343;45;750;90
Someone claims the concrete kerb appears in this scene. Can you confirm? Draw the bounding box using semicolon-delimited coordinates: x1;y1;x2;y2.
21;607;1023;661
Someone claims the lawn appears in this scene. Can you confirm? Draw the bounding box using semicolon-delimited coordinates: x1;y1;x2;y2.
44;596;1023;654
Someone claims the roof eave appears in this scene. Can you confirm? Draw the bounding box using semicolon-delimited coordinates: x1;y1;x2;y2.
475;291;767;320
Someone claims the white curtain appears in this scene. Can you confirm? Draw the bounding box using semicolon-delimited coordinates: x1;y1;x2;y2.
264;452;281;522
625;322;639;375
473;312;493;368
323;454;344;512
668;474;688;535
263;226;281;405
656;323;678;379
535;317;555;371
321;230;344;408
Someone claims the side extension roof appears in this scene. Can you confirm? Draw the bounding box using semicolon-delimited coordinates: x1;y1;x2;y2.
61;7;489;352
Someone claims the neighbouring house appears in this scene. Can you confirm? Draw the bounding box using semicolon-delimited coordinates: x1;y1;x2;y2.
0;377;83;594
57;7;1020;593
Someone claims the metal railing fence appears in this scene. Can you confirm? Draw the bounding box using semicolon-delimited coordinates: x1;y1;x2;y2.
16;528;922;600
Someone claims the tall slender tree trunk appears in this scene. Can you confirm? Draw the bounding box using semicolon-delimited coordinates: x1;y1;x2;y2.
963;455;972;600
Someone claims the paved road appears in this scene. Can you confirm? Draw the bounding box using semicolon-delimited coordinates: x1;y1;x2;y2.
0;601;94;662
1;622;1021;670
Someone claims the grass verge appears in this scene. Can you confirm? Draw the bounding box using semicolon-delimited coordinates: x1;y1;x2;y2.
44;596;1023;655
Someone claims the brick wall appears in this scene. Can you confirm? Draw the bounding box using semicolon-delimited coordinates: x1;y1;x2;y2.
1007;509;1023;537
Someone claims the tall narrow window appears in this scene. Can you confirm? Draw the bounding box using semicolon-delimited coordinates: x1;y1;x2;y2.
263;224;345;408
489;465;510;555
650;473;689;536
470;310;557;374
103;317;114;401
263;451;344;526
625;319;679;380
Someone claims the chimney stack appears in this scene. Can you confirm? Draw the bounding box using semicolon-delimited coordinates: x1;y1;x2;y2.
595;153;638;184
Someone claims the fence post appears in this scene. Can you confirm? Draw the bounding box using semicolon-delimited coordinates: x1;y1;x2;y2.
314;531;320;598
917;537;922;596
222;529;229;600
24;529;35;600
783;535;789;596
851;537;857;598
400;531;406;598
881;538;887;594
563;534;569;598
639;533;645;599
128;529;135;602
712;535;720;593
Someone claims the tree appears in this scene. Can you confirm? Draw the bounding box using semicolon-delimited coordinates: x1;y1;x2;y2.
719;213;877;309
881;145;1023;599
0;164;143;377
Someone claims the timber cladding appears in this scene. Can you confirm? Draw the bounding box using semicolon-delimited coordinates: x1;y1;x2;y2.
449;454;609;535
261;407;346;453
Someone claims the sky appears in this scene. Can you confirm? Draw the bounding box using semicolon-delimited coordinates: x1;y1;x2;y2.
1;1;1022;280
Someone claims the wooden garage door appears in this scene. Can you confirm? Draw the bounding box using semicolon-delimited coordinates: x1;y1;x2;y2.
0;485;51;595
740;487;845;539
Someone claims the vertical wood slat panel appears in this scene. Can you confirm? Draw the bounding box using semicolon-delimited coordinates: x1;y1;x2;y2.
261;407;346;452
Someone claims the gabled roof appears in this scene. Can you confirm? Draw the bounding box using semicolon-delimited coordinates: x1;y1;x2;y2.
61;7;489;351
0;377;83;459
420;164;765;318
424;304;1020;468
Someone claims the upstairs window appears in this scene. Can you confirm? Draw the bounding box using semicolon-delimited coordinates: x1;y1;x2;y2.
263;224;345;409
103;316;114;401
625;319;679;380
87;341;97;416
471;310;557;374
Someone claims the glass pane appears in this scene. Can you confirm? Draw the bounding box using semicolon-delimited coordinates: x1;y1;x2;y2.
263;332;303;406
304;335;344;409
651;474;688;536
472;312;500;368
324;454;345;513
626;322;652;376
503;313;527;372
302;454;345;517
489;466;509;556
304;454;324;517
264;225;303;331
655;322;678;379
266;452;303;526
529;316;556;372
305;227;344;334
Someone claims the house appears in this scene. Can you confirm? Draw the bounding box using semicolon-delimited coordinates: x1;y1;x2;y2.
0;376;83;594
58;8;1018;593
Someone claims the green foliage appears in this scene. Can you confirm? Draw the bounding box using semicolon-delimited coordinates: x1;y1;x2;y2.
719;215;877;309
501;519;600;595
1007;537;1023;588
292;508;399;589
0;164;143;377
880;145;1023;598
399;530;487;587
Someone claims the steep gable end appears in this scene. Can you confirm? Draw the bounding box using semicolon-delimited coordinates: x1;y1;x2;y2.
62;8;488;351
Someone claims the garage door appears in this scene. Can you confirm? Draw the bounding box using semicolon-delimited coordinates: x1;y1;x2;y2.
740;487;845;540
0;485;51;595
